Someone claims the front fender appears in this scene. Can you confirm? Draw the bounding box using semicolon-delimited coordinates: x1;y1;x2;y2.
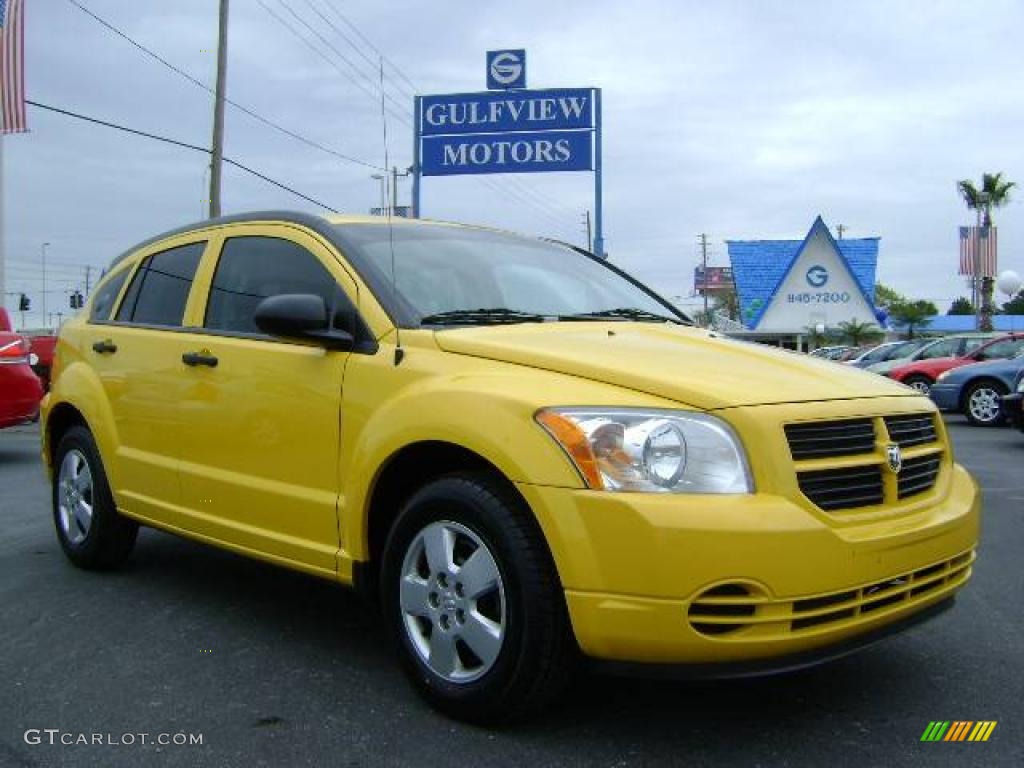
339;345;684;562
43;360;121;488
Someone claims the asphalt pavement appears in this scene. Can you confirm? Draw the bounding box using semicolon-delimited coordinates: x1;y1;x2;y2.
1;417;1021;767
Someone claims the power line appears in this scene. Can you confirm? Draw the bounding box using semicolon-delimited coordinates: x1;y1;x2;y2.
254;0;411;128
276;0;409;116
305;0;580;226
65;0;383;171
303;0;416;101
317;0;420;95
27;100;342;213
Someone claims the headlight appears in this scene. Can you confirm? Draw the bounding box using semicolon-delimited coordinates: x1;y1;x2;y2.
536;408;753;494
936;371;950;382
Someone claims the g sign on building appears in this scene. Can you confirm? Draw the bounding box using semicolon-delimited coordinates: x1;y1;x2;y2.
727;217;881;336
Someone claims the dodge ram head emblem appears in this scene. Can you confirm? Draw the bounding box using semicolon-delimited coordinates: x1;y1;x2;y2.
886;444;902;474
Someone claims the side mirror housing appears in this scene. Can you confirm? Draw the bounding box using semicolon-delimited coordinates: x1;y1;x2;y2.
253;294;354;351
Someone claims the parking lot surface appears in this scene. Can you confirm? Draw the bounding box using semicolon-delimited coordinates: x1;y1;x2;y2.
1;417;1021;767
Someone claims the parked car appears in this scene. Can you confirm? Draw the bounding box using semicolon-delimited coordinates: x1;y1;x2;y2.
889;334;1024;395
810;345;854;360
41;212;980;722
0;308;44;429
27;334;58;391
930;350;1024;426
846;339;929;369
1000;370;1024;431
867;334;997;378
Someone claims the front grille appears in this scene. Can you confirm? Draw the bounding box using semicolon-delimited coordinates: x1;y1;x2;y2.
885;414;937;448
898;454;942;499
784;418;875;460
687;550;974;639
786;412;942;514
796;465;883;511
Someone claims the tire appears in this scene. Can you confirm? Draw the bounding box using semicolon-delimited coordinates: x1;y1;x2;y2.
380;473;575;724
52;425;138;569
964;380;1007;427
903;375;933;395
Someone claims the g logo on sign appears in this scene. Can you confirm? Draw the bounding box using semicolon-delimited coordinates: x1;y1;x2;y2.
806;265;829;288
487;49;526;90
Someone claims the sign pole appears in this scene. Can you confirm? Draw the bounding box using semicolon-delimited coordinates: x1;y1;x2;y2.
412;95;421;218
592;88;605;258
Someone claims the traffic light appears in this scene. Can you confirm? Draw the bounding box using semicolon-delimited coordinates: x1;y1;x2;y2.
69;290;84;310
18;293;30;312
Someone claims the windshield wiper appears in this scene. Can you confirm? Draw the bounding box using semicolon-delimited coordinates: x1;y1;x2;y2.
419;308;548;326
562;307;684;324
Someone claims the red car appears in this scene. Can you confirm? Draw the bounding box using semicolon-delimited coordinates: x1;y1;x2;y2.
0;308;44;428
888;333;1024;394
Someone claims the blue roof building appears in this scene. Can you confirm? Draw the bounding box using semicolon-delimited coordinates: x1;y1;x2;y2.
727;217;880;334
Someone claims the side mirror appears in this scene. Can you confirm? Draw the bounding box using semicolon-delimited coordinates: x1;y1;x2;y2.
253;294;354;351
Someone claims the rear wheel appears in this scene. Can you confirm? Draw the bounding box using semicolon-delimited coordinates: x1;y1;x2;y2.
380;474;575;724
964;381;1007;427
53;425;138;569
903;374;932;395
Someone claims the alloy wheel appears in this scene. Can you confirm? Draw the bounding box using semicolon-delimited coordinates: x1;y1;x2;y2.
58;449;94;545
398;520;506;683
968;387;1002;424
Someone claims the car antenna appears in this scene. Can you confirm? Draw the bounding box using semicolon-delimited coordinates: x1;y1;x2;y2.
379;56;404;366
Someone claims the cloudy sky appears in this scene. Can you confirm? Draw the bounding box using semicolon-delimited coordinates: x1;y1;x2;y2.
4;0;1023;326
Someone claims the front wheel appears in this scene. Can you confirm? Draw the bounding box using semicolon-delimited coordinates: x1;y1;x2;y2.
380;474;575;723
964;381;1007;426
53;425;138;569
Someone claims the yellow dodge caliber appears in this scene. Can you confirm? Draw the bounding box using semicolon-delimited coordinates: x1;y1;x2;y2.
41;212;980;722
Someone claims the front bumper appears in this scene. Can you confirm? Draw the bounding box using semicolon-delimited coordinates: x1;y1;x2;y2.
517;463;980;666
928;383;960;412
1001;392;1024;431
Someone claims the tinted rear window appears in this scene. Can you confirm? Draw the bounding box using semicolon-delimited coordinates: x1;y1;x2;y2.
116;242;205;327
88;268;130;322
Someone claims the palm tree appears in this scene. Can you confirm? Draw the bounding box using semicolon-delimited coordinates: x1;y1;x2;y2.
957;173;1016;330
837;319;883;347
889;299;938;339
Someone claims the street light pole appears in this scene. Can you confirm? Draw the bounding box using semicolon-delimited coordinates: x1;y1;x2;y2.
41;242;50;330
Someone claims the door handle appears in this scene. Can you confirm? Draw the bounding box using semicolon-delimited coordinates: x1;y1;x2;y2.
182;351;218;368
92;340;117;354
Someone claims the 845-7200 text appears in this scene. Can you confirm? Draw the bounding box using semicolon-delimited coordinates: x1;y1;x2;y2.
787;292;851;304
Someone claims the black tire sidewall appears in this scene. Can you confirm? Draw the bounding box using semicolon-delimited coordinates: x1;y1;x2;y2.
380;476;555;719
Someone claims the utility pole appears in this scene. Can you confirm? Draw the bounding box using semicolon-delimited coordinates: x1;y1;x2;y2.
699;233;709;325
583;211;593;252
84;266;93;296
389;166;410;215
208;0;230;219
41;242;50;330
836;224;847;239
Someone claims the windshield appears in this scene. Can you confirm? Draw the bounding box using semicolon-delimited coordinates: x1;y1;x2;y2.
335;224;687;327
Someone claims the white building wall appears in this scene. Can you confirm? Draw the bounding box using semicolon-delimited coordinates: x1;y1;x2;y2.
756;228;877;333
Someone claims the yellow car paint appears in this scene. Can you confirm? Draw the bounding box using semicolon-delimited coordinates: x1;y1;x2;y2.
41;214;980;667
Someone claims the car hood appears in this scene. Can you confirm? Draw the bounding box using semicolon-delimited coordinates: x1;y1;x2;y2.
943;356;1024;382
434;323;917;410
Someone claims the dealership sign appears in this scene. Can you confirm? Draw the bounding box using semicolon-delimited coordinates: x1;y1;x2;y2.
419;88;596;176
412;50;606;255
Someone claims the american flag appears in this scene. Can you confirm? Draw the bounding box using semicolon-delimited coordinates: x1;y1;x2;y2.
959;226;997;277
1;0;26;134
